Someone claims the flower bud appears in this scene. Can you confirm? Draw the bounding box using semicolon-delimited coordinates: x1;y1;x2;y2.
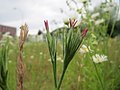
44;20;49;31
81;28;88;37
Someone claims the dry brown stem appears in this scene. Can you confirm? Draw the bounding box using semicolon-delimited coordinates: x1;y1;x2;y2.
17;24;28;90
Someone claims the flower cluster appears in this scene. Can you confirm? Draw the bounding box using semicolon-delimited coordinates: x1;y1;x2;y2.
92;54;108;63
44;19;88;90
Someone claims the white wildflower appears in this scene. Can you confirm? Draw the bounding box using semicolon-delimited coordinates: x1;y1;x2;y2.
95;19;105;25
30;55;34;59
80;45;89;54
91;12;100;19
92;54;108;63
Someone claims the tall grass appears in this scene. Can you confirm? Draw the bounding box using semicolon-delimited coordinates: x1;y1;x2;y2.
0;40;9;90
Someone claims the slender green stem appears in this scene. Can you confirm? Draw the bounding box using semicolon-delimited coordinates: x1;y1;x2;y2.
56;29;66;90
57;68;66;90
88;48;104;90
54;59;57;88
53;61;57;88
92;62;104;90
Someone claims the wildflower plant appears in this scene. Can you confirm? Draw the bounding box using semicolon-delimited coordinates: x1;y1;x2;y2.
44;19;88;90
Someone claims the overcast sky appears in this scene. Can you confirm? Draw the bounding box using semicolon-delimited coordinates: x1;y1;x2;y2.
0;0;118;35
0;0;68;35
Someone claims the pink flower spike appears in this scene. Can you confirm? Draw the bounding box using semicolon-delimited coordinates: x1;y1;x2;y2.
44;20;49;31
69;19;77;28
82;28;88;37
72;20;77;27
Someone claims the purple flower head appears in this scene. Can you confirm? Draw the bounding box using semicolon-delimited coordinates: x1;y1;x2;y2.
69;19;77;28
44;20;49;31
